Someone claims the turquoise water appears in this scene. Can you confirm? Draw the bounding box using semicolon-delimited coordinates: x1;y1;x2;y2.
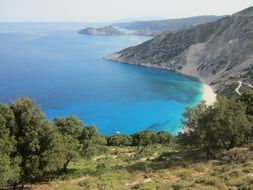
0;23;203;135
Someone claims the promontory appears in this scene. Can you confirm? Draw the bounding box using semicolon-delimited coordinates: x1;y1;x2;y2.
79;26;124;36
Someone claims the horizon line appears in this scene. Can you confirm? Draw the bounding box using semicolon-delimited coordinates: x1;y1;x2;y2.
0;14;225;24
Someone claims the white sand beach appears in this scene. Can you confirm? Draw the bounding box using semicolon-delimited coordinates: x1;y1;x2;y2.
202;84;217;105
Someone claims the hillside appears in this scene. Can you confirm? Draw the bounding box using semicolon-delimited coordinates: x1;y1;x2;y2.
79;26;124;36
114;15;223;36
32;145;253;190
2;91;253;189
105;6;253;96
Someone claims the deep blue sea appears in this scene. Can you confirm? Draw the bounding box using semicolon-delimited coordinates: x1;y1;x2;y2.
0;23;203;135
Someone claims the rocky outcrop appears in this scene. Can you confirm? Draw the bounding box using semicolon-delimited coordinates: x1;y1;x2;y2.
105;6;253;96
79;26;124;36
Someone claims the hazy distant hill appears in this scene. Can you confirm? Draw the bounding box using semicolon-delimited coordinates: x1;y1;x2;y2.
105;6;253;96
114;15;223;36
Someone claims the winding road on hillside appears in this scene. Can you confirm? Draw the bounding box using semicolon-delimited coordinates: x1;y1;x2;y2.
235;81;253;95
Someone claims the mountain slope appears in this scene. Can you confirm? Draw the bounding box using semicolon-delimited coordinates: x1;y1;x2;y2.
105;7;253;95
114;15;223;36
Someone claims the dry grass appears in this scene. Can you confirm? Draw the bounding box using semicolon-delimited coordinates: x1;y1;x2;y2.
31;146;253;190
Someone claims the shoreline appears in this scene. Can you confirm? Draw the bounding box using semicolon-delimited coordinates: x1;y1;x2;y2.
201;83;217;105
105;56;217;105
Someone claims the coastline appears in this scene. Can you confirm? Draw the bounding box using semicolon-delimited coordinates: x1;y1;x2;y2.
178;70;217;106
201;83;217;105
104;55;217;106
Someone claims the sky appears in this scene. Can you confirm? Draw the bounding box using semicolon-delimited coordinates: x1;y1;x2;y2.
0;0;252;22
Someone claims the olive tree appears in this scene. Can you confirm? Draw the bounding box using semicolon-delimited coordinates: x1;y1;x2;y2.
0;112;20;187
132;130;157;150
180;98;252;158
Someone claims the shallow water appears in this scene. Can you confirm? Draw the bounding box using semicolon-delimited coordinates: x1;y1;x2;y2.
0;23;202;135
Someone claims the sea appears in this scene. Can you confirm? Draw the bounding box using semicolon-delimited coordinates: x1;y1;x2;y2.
0;23;203;135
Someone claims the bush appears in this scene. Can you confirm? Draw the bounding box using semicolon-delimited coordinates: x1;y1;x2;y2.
196;176;221;186
132;131;157;148
107;134;133;146
156;131;172;145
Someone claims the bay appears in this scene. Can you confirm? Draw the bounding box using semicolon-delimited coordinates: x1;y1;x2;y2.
0;23;202;135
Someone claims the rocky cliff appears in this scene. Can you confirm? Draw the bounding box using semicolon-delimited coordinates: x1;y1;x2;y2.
105;7;253;96
79;26;124;36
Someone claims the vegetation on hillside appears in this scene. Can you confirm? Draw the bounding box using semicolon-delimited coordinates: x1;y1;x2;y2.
1;90;253;189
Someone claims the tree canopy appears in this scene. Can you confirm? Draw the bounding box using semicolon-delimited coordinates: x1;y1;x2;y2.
0;98;107;187
179;97;252;158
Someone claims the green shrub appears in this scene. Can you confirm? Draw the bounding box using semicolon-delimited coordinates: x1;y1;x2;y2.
107;134;133;146
226;177;249;188
177;171;192;181
171;180;194;190
196;176;221;186
156;131;172;145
